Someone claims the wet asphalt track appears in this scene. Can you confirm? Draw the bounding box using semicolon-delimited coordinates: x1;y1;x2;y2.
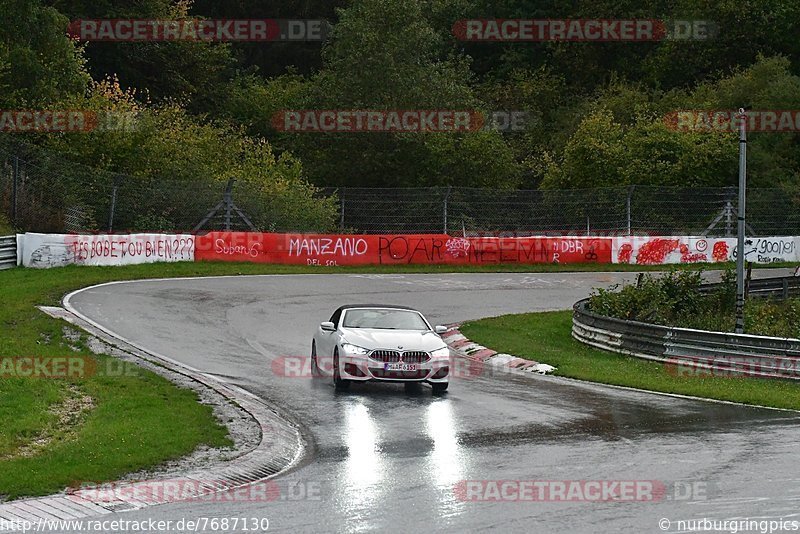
66;272;800;534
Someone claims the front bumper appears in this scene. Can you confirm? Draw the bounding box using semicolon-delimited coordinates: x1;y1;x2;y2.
338;353;450;383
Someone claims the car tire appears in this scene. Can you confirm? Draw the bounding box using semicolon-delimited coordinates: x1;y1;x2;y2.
311;341;322;377
431;382;448;395
333;348;350;390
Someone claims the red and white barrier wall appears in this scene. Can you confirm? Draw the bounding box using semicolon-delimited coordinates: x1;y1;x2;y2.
16;233;194;268
14;232;800;268
194;233;611;265
612;236;799;265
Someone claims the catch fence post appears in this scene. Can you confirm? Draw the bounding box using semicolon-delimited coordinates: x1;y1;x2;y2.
443;186;452;234
108;174;121;232
339;187;346;230
223;178;235;231
626;185;634;235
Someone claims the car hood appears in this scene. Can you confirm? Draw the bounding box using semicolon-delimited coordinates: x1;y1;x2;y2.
340;328;445;351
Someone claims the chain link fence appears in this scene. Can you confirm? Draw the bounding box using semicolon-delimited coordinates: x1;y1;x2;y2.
324;186;800;236
0;140;337;233
2;139;799;236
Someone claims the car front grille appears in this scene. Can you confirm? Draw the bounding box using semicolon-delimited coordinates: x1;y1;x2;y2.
370;350;401;363
401;351;431;364
369;350;431;364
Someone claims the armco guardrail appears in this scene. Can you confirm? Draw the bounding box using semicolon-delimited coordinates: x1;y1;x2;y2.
700;275;800;299
0;235;16;270
572;277;800;379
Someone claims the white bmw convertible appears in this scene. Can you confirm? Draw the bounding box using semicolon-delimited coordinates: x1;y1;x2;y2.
311;305;451;394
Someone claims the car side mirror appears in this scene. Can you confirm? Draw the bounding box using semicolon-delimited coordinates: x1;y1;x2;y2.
320;321;336;332
434;325;448;334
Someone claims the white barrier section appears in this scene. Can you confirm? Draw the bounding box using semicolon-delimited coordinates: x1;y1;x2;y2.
18;233;195;268
613;236;800;265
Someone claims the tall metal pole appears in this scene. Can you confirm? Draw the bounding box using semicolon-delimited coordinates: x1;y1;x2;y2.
735;108;747;334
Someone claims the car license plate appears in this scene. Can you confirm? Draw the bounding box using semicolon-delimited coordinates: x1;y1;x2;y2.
384;363;417;371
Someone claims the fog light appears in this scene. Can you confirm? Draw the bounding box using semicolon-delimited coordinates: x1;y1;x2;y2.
431;367;449;379
344;363;366;377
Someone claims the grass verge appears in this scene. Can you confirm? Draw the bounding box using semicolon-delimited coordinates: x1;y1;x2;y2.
460;311;800;411
0;259;795;499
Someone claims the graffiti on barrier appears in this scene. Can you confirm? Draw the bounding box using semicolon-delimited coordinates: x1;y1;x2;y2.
614;236;800;265
736;237;797;264
195;233;613;266
18;233;195;268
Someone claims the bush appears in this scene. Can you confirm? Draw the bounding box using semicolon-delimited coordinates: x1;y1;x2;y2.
745;299;800;339
588;267;800;338
588;269;706;324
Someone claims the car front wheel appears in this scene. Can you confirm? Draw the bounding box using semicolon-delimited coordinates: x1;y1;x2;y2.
311;341;322;377
333;348;350;390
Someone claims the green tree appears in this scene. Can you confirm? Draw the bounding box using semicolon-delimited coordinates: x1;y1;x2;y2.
51;0;234;105
542;109;738;188
189;0;345;78
43;78;337;231
0;0;89;107
313;0;475;108
686;55;800;188
275;0;519;188
643;0;800;88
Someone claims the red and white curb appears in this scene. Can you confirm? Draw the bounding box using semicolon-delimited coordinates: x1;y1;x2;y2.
441;325;556;375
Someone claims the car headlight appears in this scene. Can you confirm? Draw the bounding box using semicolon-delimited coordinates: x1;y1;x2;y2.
341;343;370;356
430;346;450;358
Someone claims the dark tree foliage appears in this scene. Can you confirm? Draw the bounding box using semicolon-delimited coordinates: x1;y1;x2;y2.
11;0;800;191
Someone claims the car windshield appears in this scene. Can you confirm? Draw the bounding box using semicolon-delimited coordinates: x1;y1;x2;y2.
342;309;429;330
